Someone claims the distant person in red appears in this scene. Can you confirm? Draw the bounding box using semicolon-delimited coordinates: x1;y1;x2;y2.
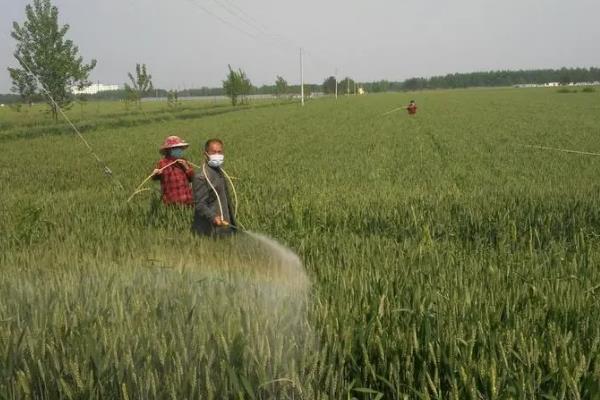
406;100;417;115
152;135;194;206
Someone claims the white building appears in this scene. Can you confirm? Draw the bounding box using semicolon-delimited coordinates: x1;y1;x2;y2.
514;81;598;88
72;83;120;95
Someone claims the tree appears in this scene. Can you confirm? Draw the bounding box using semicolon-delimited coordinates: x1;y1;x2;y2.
8;0;96;120
223;65;241;106
338;77;355;95
223;65;252;106
167;90;179;109
75;91;88;117
124;64;153;108
365;80;390;93
275;76;288;97
239;69;252;104
322;76;336;94
402;77;427;91
559;69;571;86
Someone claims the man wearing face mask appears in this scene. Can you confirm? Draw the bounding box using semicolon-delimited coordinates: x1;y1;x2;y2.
192;138;237;236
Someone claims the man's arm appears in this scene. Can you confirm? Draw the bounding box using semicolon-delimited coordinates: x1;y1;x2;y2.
193;175;217;221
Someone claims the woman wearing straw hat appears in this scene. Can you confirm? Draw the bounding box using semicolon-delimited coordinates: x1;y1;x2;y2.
152;135;195;206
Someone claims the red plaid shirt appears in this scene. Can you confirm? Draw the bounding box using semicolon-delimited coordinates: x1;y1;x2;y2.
153;157;194;205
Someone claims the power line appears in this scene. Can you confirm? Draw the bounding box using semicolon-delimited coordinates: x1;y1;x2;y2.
215;0;301;50
135;0;341;87
210;0;269;36
221;0;271;33
202;0;301;57
16;56;124;189
182;0;337;77
183;0;260;40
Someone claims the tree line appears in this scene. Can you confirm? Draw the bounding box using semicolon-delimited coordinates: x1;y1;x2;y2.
5;0;600;113
399;68;600;91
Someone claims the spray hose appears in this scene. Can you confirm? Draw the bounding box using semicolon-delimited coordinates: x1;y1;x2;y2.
518;144;600;157
201;162;243;230
128;159;244;230
201;162;225;222
127;159;179;202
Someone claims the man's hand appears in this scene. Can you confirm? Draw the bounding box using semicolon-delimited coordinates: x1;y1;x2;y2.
152;168;161;176
213;216;224;226
176;159;189;168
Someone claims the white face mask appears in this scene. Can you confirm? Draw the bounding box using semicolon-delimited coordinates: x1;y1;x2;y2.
207;153;224;168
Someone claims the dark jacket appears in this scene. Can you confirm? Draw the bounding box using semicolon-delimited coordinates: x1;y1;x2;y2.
192;164;236;236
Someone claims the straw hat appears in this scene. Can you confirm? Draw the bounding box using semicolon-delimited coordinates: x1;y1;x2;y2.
159;136;189;153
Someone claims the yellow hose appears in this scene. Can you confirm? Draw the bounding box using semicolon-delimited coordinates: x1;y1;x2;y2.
222;168;245;230
129;159;244;229
194;161;243;230
127;159;179;202
221;168;238;218
201;162;225;222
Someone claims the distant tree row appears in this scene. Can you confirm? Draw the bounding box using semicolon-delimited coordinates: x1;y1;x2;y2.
361;80;404;93
6;0;600;112
400;68;600;90
322;77;356;94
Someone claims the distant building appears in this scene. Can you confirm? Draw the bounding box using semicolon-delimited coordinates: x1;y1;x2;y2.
514;81;598;88
72;83;120;95
574;81;600;86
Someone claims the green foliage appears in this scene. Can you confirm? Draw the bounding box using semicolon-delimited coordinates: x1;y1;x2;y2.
8;102;23;113
322;76;336;94
223;65;252;106
365;80;392;93
8;0;96;119
0;100;283;142
400;67;600;90
124;63;153;109
582;87;596;93
167;90;179;109
275;75;288;97
0;93;22;104
557;87;578;93
2;88;600;397
338;77;356;95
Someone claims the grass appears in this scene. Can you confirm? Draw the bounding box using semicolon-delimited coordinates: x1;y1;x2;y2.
2;88;600;398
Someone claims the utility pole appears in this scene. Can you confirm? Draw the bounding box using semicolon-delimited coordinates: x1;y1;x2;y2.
335;68;338;99
300;48;304;106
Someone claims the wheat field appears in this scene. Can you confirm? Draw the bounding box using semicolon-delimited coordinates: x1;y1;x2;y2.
2;88;600;398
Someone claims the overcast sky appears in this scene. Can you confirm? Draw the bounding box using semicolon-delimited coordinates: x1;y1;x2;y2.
1;0;599;92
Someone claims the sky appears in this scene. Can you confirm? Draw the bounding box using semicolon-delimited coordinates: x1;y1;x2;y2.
1;0;600;92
